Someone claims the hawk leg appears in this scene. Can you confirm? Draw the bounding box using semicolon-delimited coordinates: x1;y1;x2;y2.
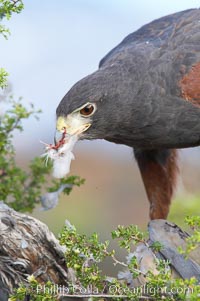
134;148;178;220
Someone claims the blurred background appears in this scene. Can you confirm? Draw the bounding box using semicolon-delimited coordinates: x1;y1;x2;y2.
1;1;200;269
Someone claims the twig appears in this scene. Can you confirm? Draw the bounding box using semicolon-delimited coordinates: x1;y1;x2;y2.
107;252;147;276
110;254;127;267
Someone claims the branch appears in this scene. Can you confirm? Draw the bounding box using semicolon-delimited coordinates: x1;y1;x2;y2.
0;203;200;301
148;219;200;281
0;201;68;298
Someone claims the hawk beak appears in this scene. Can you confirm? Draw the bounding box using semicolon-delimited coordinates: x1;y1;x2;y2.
54;130;63;145
54;116;91;144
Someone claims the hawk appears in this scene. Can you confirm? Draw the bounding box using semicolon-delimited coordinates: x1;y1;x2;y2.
55;9;200;219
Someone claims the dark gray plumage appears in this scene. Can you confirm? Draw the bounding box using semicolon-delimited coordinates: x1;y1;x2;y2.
56;9;200;219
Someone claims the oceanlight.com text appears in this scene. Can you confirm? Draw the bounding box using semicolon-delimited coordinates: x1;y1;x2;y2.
36;283;196;297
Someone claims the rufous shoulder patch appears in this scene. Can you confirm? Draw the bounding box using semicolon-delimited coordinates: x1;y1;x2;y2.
180;62;200;107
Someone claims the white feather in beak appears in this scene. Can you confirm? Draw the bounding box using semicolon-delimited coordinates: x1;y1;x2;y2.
52;134;78;178
41;134;78;178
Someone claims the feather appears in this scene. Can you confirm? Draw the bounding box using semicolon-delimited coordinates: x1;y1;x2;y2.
40;184;73;210
52;151;75;178
41;135;78;178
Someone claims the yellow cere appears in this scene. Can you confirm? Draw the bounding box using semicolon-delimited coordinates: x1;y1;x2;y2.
56;114;91;135
56;116;67;132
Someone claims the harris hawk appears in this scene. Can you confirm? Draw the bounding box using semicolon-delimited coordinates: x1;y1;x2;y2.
55;9;200;220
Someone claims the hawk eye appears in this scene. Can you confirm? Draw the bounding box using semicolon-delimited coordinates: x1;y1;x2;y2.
80;104;95;117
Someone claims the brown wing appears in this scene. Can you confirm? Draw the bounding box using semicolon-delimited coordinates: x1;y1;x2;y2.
179;63;200;107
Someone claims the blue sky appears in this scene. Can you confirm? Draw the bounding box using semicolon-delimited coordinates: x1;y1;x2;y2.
1;0;200;158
